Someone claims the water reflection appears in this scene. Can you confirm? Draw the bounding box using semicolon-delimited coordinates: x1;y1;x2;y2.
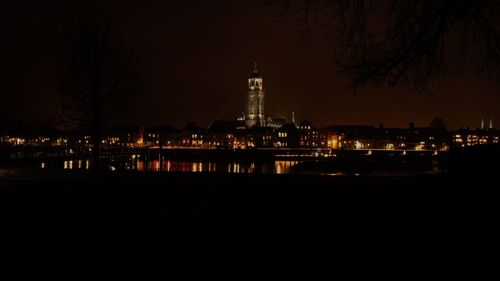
43;160;91;170
134;160;299;174
40;159;299;174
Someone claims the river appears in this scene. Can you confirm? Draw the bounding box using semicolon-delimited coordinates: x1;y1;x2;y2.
42;159;300;174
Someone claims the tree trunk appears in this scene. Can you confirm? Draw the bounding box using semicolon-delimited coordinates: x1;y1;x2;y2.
92;97;102;171
92;131;101;171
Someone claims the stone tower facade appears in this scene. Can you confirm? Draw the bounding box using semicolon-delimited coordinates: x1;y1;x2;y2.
245;63;265;128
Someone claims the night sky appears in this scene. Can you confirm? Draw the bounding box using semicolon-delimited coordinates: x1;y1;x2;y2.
1;0;499;129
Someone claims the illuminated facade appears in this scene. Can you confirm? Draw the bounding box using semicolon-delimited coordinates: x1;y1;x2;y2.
452;129;499;147
298;120;321;147
320;124;450;151
451;119;497;147
2;123;499;152
245;63;266;128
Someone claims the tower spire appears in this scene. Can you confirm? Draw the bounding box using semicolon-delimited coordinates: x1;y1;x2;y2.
246;62;265;128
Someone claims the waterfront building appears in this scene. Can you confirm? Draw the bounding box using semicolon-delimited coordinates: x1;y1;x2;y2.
246;126;274;148
144;126;181;147
322;125;374;150
275;123;300;148
181;125;208;148
209;120;238;148
106;126;144;147
298;120;321;148
451;128;499;147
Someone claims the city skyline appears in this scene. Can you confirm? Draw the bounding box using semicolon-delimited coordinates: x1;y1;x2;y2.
1;60;497;132
1;2;499;276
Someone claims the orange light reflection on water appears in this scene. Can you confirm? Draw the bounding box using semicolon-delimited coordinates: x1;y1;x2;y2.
133;160;299;174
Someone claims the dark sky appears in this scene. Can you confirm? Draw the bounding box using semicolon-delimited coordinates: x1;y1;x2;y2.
1;0;499;129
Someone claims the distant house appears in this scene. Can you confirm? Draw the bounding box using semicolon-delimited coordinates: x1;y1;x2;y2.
275;123;299;148
450;128;499;148
209;120;238;148
144;126;182;147
106;126;144;147
298;120;321;148
322;125;375;150
181;125;208;148
246;126;274;148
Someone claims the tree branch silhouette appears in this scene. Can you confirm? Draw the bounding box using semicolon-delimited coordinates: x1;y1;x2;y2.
54;19;143;169
262;0;500;92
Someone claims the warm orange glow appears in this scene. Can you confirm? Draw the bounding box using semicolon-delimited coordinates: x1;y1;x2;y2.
327;135;339;149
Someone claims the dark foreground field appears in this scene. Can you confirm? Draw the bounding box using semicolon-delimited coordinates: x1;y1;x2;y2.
1;170;499;278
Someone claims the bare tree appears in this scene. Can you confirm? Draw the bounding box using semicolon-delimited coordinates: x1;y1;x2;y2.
262;0;500;91
54;19;143;169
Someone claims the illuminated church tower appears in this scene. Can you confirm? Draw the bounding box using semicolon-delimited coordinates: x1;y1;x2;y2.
245;63;266;128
